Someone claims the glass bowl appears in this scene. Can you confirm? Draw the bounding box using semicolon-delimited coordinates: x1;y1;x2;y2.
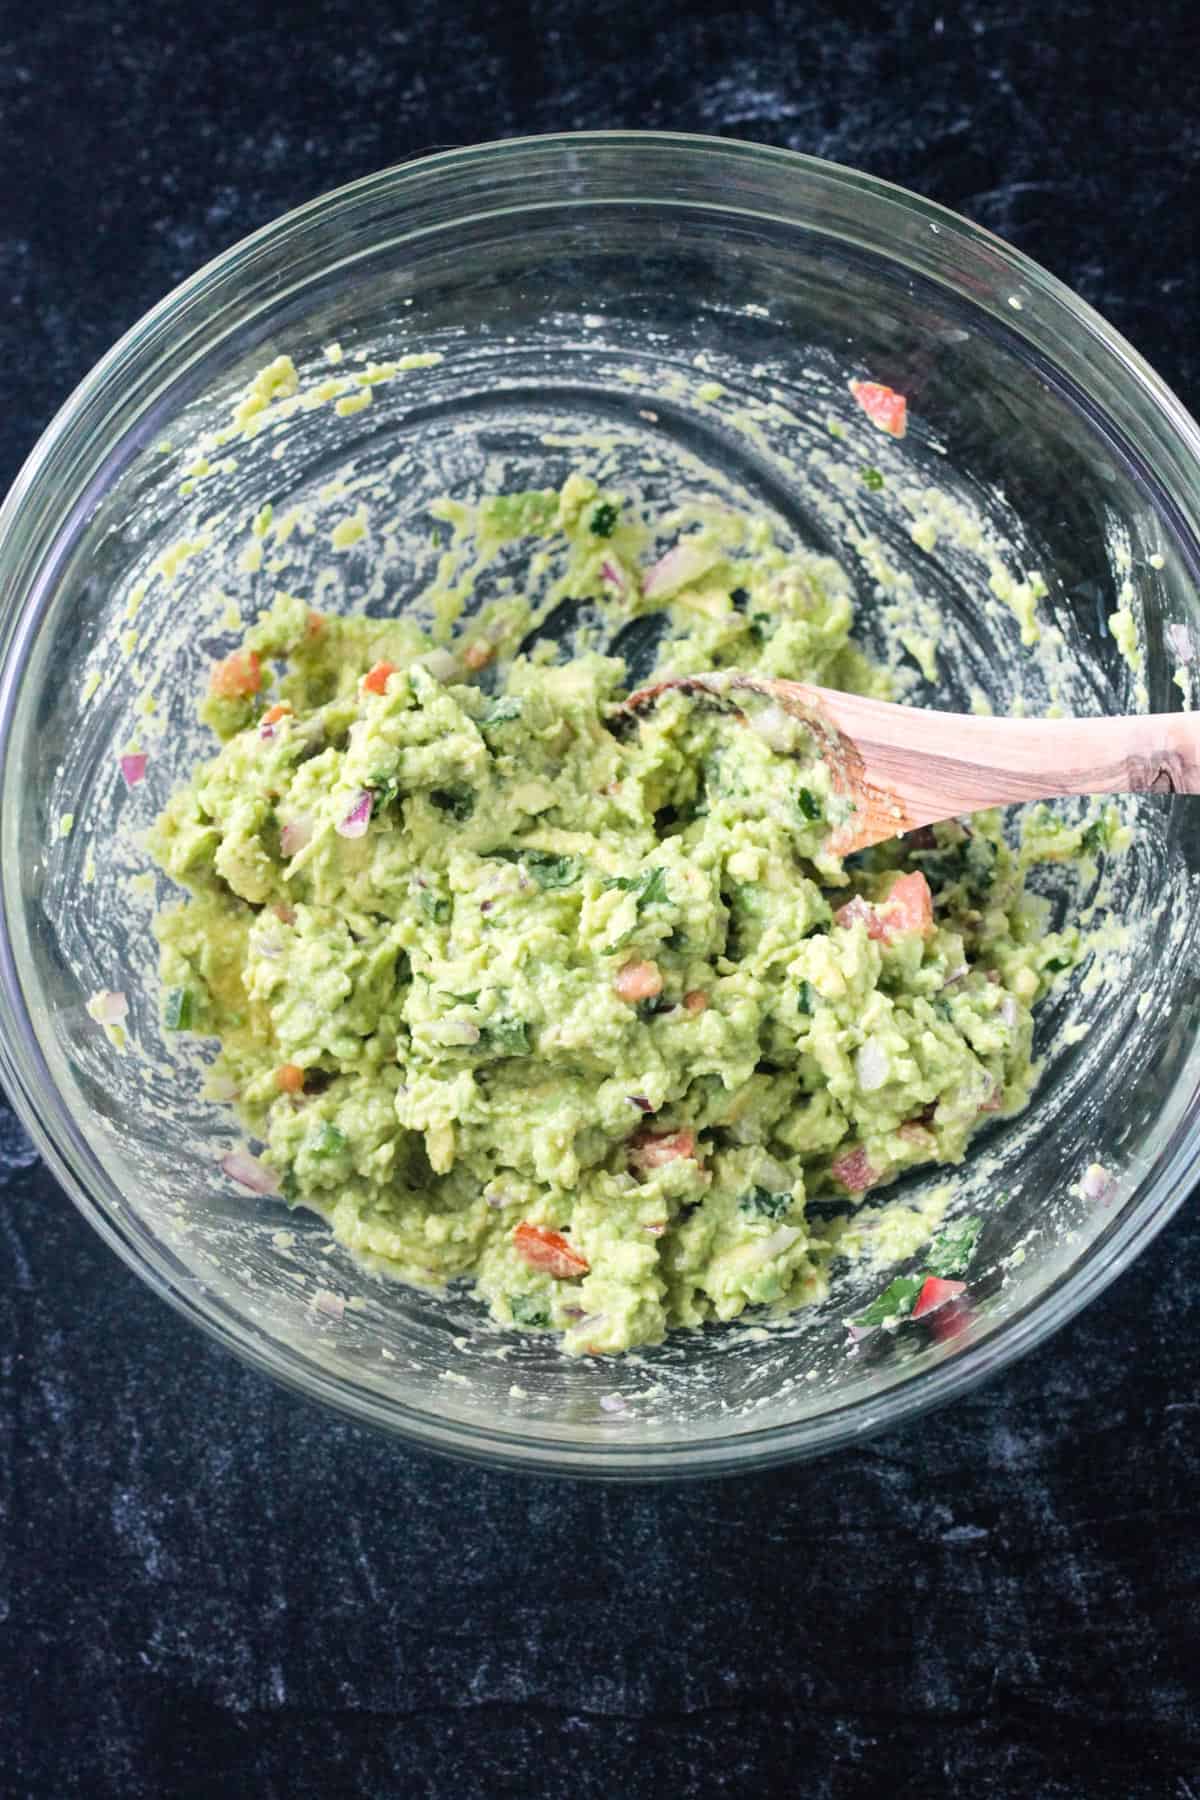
2;132;1199;1479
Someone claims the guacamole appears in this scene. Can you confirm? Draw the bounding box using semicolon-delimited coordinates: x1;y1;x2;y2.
150;474;1076;1354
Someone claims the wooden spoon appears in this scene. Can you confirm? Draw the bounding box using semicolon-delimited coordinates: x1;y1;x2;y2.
622;672;1200;856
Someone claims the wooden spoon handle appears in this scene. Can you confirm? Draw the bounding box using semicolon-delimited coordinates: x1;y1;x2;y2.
774;681;1200;842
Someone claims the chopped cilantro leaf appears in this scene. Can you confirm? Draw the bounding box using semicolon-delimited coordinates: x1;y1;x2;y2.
604;865;670;911
367;772;401;808
510;1293;550;1327
926;1216;983;1278
860;466;885;491
444;990;480;1006
486;848;583;889
1044;954;1073;974
484;1018;531;1055
420;890;451;925
748;611;774;645
589;502;620;538
797;787;822;822
429;785;475;822
853;1274;924;1328
164;986;194;1031
1081;819;1108;855
797;980;814;1015
738;1186;792;1220
311;1122;347;1158
482;697;523;727
635;995;674;1023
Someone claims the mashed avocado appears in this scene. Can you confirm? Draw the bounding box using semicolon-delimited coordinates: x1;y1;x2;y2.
150;474;1075;1354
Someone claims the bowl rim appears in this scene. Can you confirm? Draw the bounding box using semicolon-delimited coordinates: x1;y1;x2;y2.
2;128;1199;1479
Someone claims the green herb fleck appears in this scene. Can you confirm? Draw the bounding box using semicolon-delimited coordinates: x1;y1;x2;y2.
1081;819;1109;855
635;995;674;1023
429;785;475;822
482;697;523;727
311;1122;347;1158
510;1293;550;1328
483;1018;531;1056
420;890;451;925
444;990;480;1006
748;611;774;645
164;986;194;1031
926;1216;983;1279
589;502;620;538
367;771;401;808
604;865;670;911
852;1274;924;1329
1044;954;1073;974
860;466;885;492
738;1186;792;1220
797;787;822;822
797;980;814;1015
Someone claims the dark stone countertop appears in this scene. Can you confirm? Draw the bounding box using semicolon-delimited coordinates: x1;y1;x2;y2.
1;3;1198;1794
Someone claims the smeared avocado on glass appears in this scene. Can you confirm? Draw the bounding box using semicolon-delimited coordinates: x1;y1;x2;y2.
150;474;1077;1354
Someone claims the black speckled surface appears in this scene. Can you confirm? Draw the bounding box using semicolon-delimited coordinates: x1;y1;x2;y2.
2;4;1199;1795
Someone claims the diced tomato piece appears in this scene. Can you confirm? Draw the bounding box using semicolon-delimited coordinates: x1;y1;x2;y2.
209;649;262;699
929;1299;972;1343
834;894;883;938
880;871;934;940
262;702;292;726
831;1146;878;1193
683;989;709;1015
615;959;663;1002
363;660;397;695
273;902;296;925
306;611;324;638
275;1063;304;1094
837;872;934;944
513;1222;589;1279
463;641;493;671
849;379;908;438
630;1128;697;1170
912;1276;967;1319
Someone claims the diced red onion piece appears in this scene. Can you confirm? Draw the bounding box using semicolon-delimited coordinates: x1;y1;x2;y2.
643;539;719;600
627;1095;654;1113
942;964;969;989
568;1312;608;1336
88;989;129;1025
1000;995;1019;1031
599;1393;627;1414
752;1224;803;1264
1166;622;1192;660
312;1288;345;1320
280;817;313;857
221;1149;280;1195
417;648;459;683
119;753;148;787
643;1222;667;1237
600;559;625;592
1081;1162;1114;1201
758;1155;792;1193
855;1038;890;1093
336;791;373;839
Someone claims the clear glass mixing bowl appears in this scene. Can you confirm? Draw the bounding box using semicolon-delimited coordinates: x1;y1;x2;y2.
2;132;1199;1478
